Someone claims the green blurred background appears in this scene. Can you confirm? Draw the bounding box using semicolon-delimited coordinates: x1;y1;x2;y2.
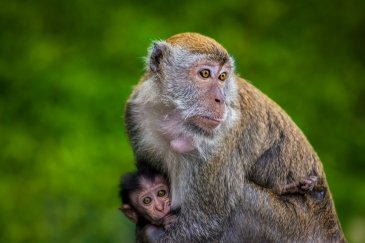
1;0;364;242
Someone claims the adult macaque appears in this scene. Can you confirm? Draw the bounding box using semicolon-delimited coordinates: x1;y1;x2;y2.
124;33;345;242
119;168;175;242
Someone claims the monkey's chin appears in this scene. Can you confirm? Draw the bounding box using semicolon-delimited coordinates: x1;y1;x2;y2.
170;136;195;153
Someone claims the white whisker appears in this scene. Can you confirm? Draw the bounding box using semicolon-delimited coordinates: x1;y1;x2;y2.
184;103;198;120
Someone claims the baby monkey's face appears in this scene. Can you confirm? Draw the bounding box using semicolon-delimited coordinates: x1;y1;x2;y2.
131;176;171;225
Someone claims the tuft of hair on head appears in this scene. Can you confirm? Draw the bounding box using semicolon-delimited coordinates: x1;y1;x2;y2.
166;32;229;64
118;166;163;205
147;33;231;74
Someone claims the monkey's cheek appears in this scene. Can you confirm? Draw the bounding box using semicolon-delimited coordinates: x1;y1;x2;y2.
170;137;195;153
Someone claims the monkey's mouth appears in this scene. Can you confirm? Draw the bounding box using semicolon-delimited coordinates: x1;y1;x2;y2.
191;115;223;129
152;211;171;225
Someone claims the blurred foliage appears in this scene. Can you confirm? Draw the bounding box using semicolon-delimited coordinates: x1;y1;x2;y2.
0;0;364;242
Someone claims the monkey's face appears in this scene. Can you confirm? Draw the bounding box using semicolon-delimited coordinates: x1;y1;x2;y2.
160;51;236;136
139;39;239;153
184;58;233;130
130;176;171;225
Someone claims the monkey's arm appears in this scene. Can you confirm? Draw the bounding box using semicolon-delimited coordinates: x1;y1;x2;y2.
143;225;165;243
135;224;165;243
156;208;224;243
155;172;235;242
139;214;177;243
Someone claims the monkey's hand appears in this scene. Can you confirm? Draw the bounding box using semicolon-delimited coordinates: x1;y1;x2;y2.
162;213;178;229
299;175;318;192
274;175;318;195
143;225;165;243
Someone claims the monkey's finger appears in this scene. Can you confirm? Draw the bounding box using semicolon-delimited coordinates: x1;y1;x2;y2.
301;182;315;191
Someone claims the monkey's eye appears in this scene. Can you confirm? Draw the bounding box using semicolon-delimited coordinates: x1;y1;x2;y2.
157;190;166;197
142;197;152;205
199;69;210;78
218;72;227;81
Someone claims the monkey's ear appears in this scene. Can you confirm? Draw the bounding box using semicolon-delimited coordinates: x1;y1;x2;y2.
119;204;138;223
148;42;169;73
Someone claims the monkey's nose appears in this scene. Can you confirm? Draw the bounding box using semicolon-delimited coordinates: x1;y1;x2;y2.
210;86;224;104
155;202;164;211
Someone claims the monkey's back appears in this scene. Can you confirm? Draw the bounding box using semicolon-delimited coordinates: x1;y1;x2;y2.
225;77;346;242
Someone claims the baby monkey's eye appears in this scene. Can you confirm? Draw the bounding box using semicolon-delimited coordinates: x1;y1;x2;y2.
199;69;210;78
157;190;167;197
218;72;227;81
142;197;152;205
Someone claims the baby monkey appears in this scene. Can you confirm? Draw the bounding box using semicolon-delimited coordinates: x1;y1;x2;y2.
119;167;319;242
119;167;175;243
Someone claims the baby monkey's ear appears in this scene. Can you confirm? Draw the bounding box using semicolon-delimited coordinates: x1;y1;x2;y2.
119;204;138;223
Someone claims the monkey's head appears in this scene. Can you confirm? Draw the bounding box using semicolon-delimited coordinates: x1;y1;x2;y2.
138;33;238;153
119;169;171;226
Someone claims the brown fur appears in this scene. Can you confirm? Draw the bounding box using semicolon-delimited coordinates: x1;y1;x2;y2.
166;33;229;63
125;33;346;242
166;33;226;55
